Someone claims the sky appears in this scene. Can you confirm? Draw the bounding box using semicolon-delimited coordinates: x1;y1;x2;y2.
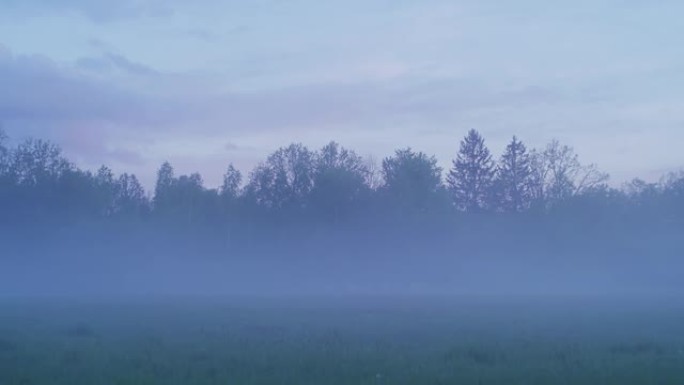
1;0;683;189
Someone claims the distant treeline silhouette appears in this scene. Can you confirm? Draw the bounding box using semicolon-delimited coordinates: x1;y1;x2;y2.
0;128;682;293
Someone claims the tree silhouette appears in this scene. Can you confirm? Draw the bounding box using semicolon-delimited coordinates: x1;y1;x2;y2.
310;141;369;221
447;129;495;212
530;140;609;207
172;172;209;225
154;161;175;213
382;148;444;213
221;164;243;200
494;136;533;212
0;128;8;177
9;138;71;187
246;143;315;210
114;173;148;217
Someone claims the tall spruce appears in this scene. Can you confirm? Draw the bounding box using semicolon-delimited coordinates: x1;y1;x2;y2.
447;129;495;212
495;136;533;212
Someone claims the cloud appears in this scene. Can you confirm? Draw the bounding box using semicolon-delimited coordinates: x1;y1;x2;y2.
0;48;149;124
86;38;111;50
0;43;570;185
183;28;220;43
224;142;240;151
224;142;256;152
56;123;146;166
104;147;146;165
179;25;248;43
1;43;569;136
2;39;682;187
1;0;178;22
77;53;160;76
170;80;568;138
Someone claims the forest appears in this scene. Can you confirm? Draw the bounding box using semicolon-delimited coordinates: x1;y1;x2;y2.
1;128;682;295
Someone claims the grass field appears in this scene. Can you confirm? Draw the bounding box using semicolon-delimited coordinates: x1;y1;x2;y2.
1;295;683;384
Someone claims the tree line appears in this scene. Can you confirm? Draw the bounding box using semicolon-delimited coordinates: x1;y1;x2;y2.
0;128;682;267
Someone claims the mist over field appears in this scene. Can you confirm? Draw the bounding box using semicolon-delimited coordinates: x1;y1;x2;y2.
1;129;682;299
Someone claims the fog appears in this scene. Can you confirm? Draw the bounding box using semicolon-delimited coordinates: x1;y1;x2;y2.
1;206;682;301
0;131;682;301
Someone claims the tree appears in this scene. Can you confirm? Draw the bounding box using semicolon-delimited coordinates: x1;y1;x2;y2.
624;178;660;206
0;130;11;212
309;141;369;221
153;163;215;225
0;129;10;216
53;168;122;221
172;172;208;224
220;164;242;200
494;136;533;212
114;173;148;217
153;161;175;212
530;140;609;206
447;129;495;212
2;138;74;221
0;128;8;177
8;138;71;187
363;154;383;190
661;171;684;197
219;164;243;225
245;143;315;210
92;165;117;217
660;171;684;223
382;148;444;213
96;165;115;187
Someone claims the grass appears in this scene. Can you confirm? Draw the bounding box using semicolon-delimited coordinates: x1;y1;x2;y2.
0;296;683;384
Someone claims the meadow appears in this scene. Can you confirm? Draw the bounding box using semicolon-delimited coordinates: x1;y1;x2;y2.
0;295;683;384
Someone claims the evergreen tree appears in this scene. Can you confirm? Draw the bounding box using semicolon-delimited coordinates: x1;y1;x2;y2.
495;136;533;212
447;129;495;212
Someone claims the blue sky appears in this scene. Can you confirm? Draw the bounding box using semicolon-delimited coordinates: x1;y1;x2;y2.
1;0;683;188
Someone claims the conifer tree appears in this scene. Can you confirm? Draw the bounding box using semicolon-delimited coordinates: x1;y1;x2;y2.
447;129;495;212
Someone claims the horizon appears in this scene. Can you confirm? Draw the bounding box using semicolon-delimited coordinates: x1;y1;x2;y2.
1;129;680;192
